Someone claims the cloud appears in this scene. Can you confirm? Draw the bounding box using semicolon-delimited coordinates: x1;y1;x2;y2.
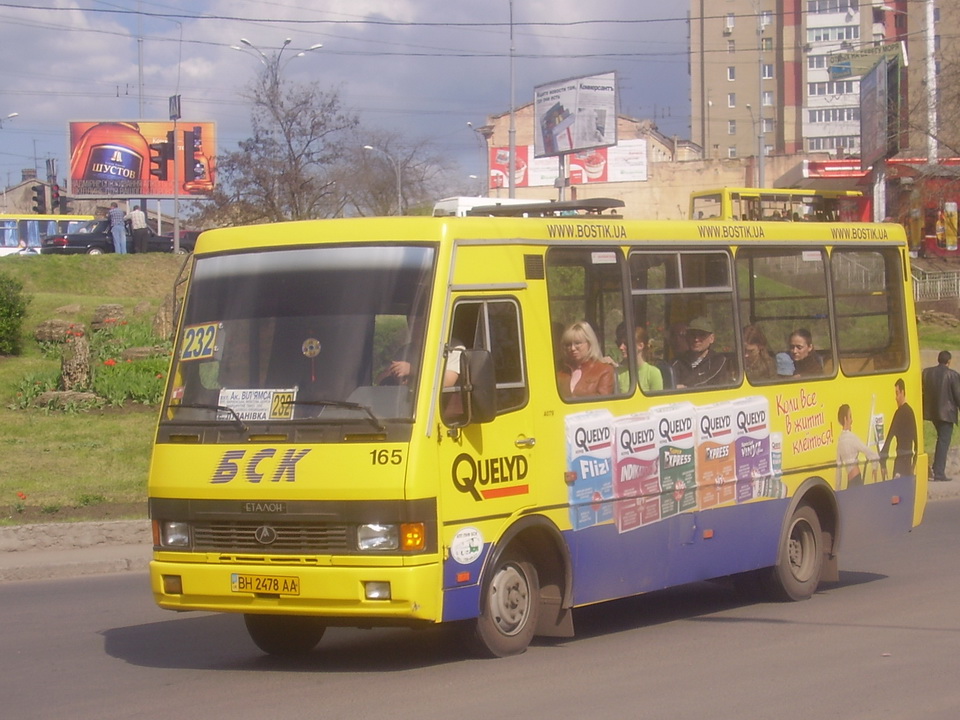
0;0;688;186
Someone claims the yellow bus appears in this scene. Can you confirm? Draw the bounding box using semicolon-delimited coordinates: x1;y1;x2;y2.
149;202;925;658
690;187;870;223
0;213;95;256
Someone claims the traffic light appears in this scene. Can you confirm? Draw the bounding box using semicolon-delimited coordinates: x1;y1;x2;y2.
31;184;47;214
182;129;196;182
50;184;61;213
149;137;171;182
59;195;72;214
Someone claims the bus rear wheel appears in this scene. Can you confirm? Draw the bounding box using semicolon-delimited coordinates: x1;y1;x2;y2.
470;548;540;658
767;503;823;601
243;614;325;656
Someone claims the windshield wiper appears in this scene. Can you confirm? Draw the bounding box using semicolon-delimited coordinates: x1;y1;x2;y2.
283;399;385;432
173;403;248;433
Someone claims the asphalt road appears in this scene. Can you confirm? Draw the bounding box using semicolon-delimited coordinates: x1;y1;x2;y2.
2;498;959;720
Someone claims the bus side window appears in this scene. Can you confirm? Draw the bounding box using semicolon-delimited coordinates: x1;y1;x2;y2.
629;249;738;392
546;247;628;401
832;248;908;375
444;298;527;424
736;248;834;381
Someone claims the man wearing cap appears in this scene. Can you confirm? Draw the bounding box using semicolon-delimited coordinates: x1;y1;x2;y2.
671;316;729;388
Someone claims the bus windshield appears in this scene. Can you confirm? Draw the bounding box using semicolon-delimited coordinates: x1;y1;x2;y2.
164;244;436;427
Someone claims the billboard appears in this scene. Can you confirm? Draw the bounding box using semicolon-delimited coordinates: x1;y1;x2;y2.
533;72;617;158
68;120;216;198
859;57;901;171
489;139;647;189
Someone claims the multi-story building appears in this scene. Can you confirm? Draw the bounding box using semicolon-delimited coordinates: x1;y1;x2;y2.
690;0;955;181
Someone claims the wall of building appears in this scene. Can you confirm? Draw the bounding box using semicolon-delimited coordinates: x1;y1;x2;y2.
485;152;828;220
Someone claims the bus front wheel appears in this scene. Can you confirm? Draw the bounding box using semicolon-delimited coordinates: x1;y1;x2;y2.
470;548;540;658
243;613;325;656
767;503;823;601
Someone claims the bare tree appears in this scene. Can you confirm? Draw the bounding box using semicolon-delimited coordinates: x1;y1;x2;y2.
336;129;457;217
190;55;358;227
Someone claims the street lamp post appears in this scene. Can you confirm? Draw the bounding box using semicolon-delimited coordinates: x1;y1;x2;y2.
363;145;403;216
467;122;493;197
0;112;18;130
231;38;323;88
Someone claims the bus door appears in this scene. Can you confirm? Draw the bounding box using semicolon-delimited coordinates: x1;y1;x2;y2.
434;294;537;617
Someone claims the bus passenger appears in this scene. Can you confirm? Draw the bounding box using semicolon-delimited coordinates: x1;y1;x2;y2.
616;324;663;393
743;324;776;382
788;328;821;376
671;316;729;388
557;321;614;399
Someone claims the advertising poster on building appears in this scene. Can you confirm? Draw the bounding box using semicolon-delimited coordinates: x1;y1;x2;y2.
533;72;618;158
490;139;647;189
68;120;216;198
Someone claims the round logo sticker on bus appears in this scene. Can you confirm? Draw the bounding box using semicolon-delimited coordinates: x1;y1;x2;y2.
451;527;483;565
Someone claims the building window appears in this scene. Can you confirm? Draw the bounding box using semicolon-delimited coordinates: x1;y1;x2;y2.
726;13;735;29
762;91;774;107
728;120;737;135
727;93;736;108
761;37;773;51
728;146;738;158
761;10;773;28
762;64;774;79
727;39;736;54
727;66;736;81
807;80;858;97
808;107;860;123
763;118;775;133
806;0;859;13
764;145;774;156
808;55;827;69
807;26;860;43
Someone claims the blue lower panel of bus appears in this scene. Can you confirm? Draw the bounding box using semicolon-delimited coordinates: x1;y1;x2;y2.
567;498;788;607
440;476;917;622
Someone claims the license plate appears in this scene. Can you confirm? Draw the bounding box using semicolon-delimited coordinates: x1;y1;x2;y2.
231;573;300;595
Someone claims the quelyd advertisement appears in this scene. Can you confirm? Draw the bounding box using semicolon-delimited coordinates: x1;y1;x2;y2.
68;120;216;199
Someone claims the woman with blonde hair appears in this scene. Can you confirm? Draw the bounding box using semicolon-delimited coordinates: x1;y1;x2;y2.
557;321;615;398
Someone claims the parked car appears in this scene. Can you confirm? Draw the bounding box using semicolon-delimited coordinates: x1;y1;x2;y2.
159;229;202;253
40;220;191;255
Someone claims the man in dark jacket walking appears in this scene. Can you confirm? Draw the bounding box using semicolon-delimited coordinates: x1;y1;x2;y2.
922;351;960;481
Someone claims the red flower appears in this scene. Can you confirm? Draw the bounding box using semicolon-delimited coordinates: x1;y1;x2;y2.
16;491;27;500
104;358;117;366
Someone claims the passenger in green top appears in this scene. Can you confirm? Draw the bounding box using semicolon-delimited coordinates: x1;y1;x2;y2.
616;324;663;394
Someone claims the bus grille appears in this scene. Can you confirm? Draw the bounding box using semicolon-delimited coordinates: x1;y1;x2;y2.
192;521;350;553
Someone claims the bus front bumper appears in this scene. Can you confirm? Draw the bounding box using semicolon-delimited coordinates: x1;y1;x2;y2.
150;556;441;623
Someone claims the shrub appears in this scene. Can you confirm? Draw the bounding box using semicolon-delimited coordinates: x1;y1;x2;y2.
0;272;29;356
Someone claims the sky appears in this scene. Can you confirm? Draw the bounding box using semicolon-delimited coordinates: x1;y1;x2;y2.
0;0;691;196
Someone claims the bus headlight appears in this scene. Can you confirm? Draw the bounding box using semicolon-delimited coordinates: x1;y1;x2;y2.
357;523;399;551
159;521;191;548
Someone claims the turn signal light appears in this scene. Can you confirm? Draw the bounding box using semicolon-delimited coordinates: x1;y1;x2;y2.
400;523;426;551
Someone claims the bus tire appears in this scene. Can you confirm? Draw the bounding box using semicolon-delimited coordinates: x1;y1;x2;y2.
767;503;823;601
243;614;325;656
470;548;540;658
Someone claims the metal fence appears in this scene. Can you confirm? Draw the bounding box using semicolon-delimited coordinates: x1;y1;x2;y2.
912;268;960;302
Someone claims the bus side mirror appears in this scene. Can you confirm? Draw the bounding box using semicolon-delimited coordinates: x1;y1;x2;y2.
444;348;496;428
